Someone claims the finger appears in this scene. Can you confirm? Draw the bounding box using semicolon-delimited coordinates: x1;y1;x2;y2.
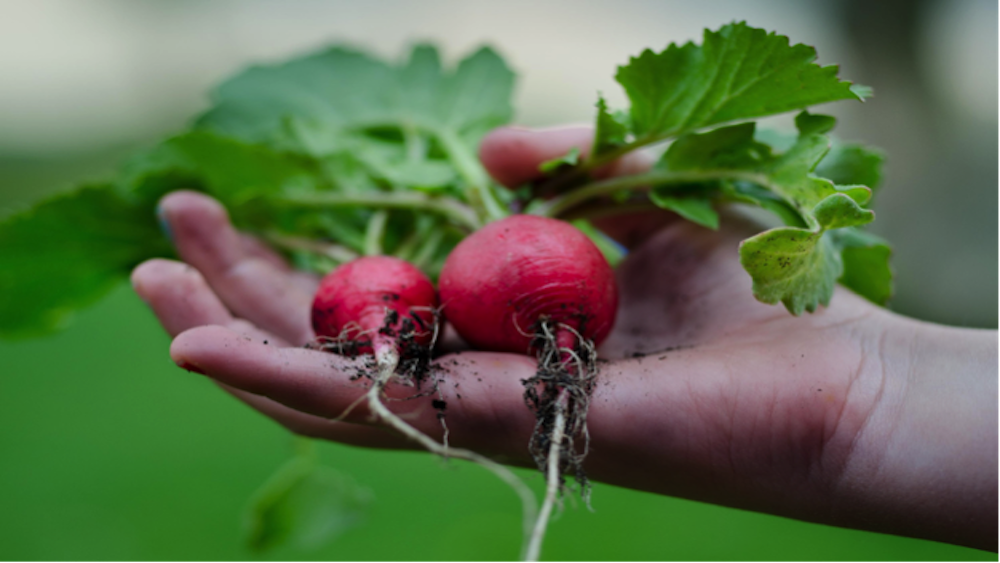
171;325;539;460
220;384;411;449
131;259;231;336
131;258;285;344
480;126;592;188
157;191;315;345
478;125;654;189
237;233;320;296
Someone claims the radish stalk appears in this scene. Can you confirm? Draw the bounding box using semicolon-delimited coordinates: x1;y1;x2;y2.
363;210;389;257
278;191;482;231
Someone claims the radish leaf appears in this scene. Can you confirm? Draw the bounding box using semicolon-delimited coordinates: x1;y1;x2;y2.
197;44;514;152
739;193;874;314
539;147;581;174
0;185;171;338
832;228;894;305
649;192;719;229
593;96;629;156
815;142;886;195
615;22;869;142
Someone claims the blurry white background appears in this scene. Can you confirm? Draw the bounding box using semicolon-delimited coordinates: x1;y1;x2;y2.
0;0;996;326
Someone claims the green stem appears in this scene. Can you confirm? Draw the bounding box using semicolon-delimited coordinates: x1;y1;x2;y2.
535;134;664;196
264;231;359;263
402;121;426;163
435;128;508;223
582;134;663;172
363;210;388;257
277;191;481;232
411;229;445;271
534;169;769;218
394;217;435;262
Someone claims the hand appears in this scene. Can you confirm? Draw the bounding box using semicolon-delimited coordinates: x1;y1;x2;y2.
131;126;997;552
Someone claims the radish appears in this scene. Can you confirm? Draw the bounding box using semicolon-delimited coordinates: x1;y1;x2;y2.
312;255;438;360
310;255;538;556
439;214;618;561
439;214;617;353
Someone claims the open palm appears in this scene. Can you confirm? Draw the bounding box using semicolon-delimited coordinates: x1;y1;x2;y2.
131;126;995;551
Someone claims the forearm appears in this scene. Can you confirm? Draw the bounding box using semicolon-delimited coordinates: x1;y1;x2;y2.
834;315;997;551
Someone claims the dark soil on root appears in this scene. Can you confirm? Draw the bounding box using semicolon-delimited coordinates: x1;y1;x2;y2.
306;337;373;358
521;317;599;496
308;309;440;391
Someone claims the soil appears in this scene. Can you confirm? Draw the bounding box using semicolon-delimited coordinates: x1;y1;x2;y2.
521;317;598;496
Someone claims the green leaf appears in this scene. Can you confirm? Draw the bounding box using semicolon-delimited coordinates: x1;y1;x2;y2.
810;192;875;230
593;95;629;156
655;119;863;228
195;43;513;226
615;22;869;141
721;182;806;228
651;117;880;314
440;46;517;142
738;193;873;314
739;228;840;314
758;114;873;228
539;147;581;174
831;228;893;305
649;191;719;229
124;131;319;205
0;184;171;338
794;111;837;136
815;142;885;194
197;44;514;151
743;127;885;203
660;122;771;171
244;457;372;553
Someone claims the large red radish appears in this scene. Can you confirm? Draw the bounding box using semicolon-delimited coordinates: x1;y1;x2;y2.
439;214;619;561
439;214;617;354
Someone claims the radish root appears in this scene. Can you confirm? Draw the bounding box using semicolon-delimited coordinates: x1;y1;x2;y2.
522;319;600;561
525;388;568;562
367;346;539;560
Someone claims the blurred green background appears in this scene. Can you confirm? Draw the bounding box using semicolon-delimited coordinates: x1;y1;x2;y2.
0;0;995;560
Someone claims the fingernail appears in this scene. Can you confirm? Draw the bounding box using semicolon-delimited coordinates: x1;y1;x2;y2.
156;203;174;245
176;360;205;375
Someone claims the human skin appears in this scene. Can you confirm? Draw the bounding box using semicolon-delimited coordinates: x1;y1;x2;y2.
131;126;997;552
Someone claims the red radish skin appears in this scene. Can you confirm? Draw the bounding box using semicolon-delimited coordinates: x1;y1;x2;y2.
311;256;438;355
439;214;617;354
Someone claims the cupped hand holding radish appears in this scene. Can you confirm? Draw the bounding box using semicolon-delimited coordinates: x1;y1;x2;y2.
131;126;997;552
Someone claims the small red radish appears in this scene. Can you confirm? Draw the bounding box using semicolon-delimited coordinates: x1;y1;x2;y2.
311;255;438;358
310;255;539;548
438;214;617;354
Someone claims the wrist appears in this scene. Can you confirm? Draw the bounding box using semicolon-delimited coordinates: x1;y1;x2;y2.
833;312;997;551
